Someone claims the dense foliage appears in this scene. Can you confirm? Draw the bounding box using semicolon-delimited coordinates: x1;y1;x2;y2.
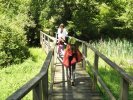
0;48;46;99
40;0;133;40
0;0;132;99
0;0;133;65
0;0;34;66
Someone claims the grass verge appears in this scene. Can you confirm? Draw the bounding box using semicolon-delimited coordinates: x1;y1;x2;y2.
86;39;133;99
0;48;46;100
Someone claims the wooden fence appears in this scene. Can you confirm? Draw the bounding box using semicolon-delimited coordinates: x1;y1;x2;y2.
76;38;133;100
7;32;56;100
7;31;133;100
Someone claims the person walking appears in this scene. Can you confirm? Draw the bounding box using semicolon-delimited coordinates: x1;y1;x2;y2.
56;23;68;57
62;33;83;86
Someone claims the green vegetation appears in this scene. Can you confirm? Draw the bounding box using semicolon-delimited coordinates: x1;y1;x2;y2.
1;0;133;66
92;38;133;75
0;48;46;100
41;0;133;41
0;0;133;99
86;39;133;99
0;0;34;66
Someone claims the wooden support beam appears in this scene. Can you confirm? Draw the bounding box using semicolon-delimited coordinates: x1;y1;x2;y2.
82;43;87;69
42;72;48;100
120;78;129;100
33;82;42;100
93;53;99;91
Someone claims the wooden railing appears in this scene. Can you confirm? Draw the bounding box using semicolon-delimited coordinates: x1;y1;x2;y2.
40;31;56;54
7;32;56;100
75;38;133;100
7;32;133;100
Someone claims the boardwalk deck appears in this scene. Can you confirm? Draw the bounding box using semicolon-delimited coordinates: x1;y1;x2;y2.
49;57;102;100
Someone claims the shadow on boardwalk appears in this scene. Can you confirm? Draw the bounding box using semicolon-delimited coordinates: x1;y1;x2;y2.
49;58;102;100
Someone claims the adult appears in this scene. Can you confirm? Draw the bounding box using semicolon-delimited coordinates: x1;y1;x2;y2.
56;23;68;57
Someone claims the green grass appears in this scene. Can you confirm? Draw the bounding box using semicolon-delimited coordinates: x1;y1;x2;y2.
86;39;133;99
0;48;46;100
1;39;132;99
91;38;133;75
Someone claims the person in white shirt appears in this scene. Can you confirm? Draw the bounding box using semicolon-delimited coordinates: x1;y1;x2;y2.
56;23;68;57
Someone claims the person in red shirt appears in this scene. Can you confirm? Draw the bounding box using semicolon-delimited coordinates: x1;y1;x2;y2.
63;33;83;86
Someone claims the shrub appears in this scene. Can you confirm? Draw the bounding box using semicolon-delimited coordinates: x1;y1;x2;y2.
0;0;34;66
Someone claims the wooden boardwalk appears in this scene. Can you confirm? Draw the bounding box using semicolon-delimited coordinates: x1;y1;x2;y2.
7;32;133;100
49;57;102;100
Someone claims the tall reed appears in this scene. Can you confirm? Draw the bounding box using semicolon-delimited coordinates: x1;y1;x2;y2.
87;38;133;99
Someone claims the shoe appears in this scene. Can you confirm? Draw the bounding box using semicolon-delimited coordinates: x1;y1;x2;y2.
71;81;75;86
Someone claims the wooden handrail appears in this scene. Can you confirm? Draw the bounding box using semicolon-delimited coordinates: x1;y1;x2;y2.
40;31;56;54
86;43;133;83
7;49;54;100
86;60;116;99
39;32;133;100
74;37;133;82
7;32;56;100
7;32;133;100
40;31;55;41
73;37;133;100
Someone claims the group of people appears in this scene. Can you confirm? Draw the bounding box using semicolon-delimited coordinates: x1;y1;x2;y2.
56;23;83;86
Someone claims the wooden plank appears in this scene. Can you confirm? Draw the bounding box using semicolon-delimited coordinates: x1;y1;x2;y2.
52;93;102;100
51;59;102;100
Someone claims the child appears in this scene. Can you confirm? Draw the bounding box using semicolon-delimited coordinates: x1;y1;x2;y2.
63;35;83;86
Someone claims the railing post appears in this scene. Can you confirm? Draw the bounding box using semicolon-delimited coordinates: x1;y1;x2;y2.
93;53;99;91
51;50;54;80
120;78;129;100
82;43;84;68
48;38;50;53
82;43;87;69
84;44;87;69
33;82;42;100
44;34;45;48
82;42;84;55
40;31;42;46
50;50;54;93
42;71;48;100
42;34;46;51
53;45;57;66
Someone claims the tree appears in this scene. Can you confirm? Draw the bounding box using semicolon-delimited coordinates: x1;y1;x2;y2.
0;0;33;66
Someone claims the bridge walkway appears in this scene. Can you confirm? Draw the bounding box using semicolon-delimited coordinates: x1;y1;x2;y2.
49;57;102;100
